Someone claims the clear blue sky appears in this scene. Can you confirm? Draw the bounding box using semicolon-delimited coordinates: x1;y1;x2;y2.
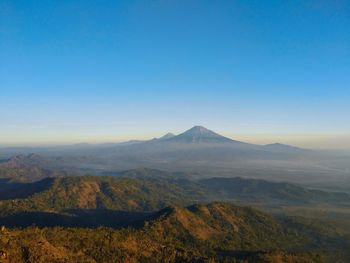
1;0;350;148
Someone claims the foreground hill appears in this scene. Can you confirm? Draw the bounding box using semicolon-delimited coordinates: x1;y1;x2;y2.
0;167;348;262
143;203;347;257
0;202;348;262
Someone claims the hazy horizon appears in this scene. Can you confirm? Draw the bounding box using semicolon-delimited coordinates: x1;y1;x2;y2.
1;125;350;150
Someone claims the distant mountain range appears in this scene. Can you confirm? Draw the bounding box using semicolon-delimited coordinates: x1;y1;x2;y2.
0;126;349;188
116;125;287;147
0;125;300;149
165;125;239;143
114;126;240;145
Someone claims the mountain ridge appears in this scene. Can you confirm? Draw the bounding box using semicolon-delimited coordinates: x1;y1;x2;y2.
164;125;241;144
263;143;307;153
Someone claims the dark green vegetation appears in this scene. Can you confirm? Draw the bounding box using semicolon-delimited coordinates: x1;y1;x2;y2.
0;164;350;262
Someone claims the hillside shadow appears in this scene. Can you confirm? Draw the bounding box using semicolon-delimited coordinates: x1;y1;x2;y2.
0;178;13;185
0;158;10;164
0;209;153;228
218;250;263;258
0;178;54;200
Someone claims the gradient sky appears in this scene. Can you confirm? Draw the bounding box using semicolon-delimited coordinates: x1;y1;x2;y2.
1;0;350;148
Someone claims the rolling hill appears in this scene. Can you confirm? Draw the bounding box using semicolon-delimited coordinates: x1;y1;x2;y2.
0;166;349;262
0;202;347;262
0;169;349;228
0;176;199;216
